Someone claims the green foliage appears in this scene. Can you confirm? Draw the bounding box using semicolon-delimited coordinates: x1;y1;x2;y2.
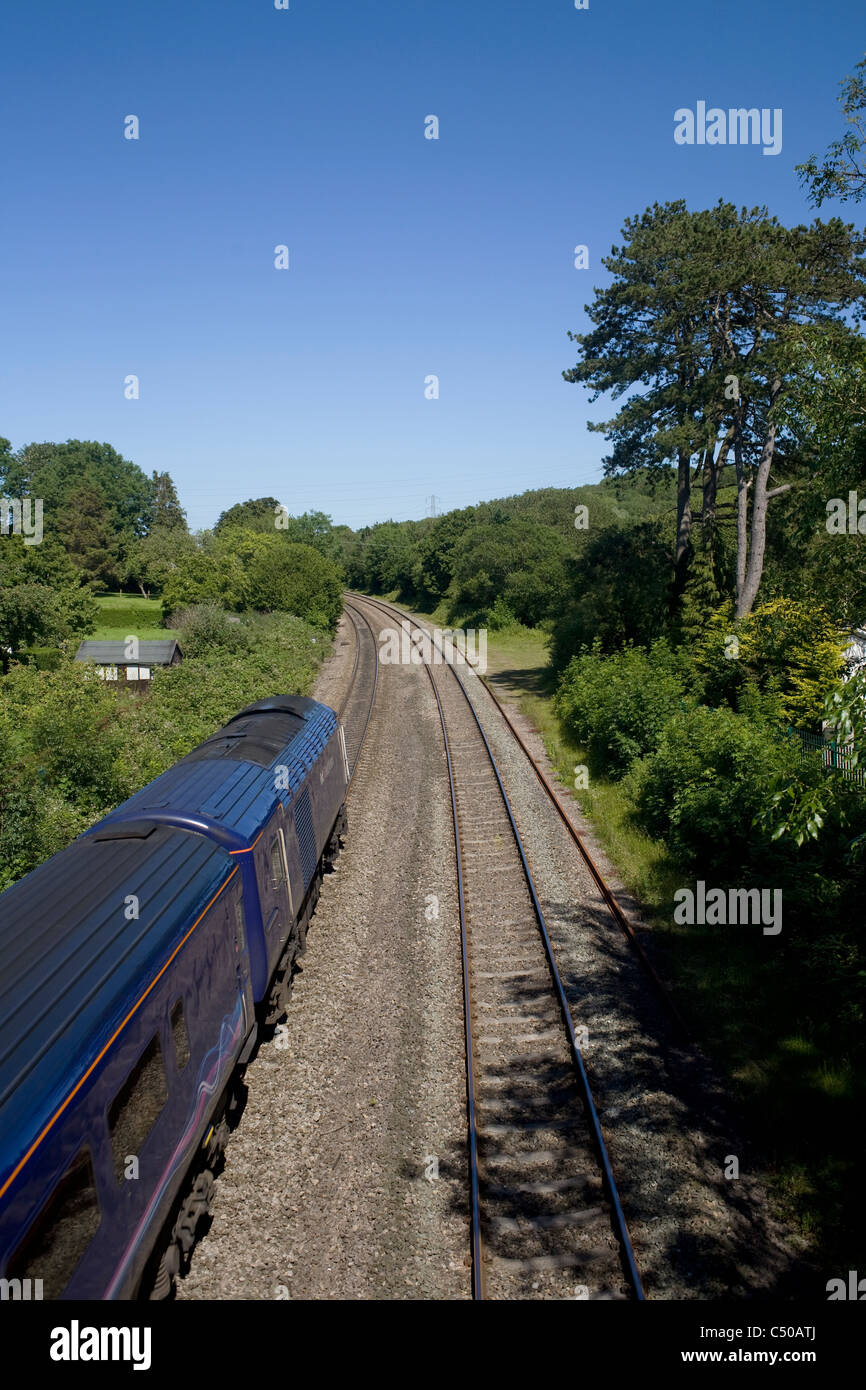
170;604;247;657
692;598;846;727
161;549;249;616
563;198;866;614
222;533;343;629
124;526;197;598
0;612;324;891
768;669;866;853
450;519;568;626
2;439;156;542
549;520;673;667
554;640;688;776
214;497;281;534
275;509;342;564
55;483;121;587
0;582;98;667
626;705;799;874
796;53;866;206
21;648;63;671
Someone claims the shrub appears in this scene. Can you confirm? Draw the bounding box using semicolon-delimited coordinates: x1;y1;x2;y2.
626;704;800;874
692;598;845;728
554;640;688;776
245;541;343;629
170;604;248;658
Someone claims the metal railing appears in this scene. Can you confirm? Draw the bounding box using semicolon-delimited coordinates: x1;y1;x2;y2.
788;726;865;788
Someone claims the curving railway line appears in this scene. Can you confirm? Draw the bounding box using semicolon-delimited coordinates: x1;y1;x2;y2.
337;601;379;788
345;594;644;1302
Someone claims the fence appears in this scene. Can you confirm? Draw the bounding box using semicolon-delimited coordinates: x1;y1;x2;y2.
788;726;865;789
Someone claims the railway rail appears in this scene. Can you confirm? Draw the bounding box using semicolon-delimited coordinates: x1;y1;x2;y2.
353;595;685;1031
338;601;379;787
345;594;644;1301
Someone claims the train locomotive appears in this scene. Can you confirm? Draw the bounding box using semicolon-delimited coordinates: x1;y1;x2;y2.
0;695;349;1300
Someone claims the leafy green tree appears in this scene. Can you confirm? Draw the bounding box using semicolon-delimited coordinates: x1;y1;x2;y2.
360;521;419;595
245;539;343;629
125;526;197;599
550;520;673;666
55;483;121;587
797;54;866;206
412;508;477;606
2;439;155;542
214;497;281;535
564;202;866;616
0;584;98;672
150;471;188;531
276;509;341;563
161;549;249;617
451;519;568;626
693;598;846;727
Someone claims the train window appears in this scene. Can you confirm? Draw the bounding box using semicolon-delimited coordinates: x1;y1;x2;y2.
107;1034;168;1181
7;1148;101;1299
269;834;284;890
170;999;190;1072
233;897;246;955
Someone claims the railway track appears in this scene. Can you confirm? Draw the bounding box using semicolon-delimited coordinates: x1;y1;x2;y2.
346;594;644;1302
338;601;379;788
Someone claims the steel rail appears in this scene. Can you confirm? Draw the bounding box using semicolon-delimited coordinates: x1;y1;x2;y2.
339;600;379;790
349;592;645;1301
355;595;686;1034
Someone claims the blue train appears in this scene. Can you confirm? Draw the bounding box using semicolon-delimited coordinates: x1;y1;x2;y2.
0;695;349;1300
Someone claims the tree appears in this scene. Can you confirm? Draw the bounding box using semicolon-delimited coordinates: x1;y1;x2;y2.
55;483;121;588
451;519;569;626
564;201;866;617
413;508;477;606
124;526;197;599
564;201;734;598
214;497;282;535
161;550;249;617
275;509;341;562
359;521;419;595
797;54;866;206
0;583;98;672
2;440;155;542
550;520;674;666
244;539;343;629
150;471;188;532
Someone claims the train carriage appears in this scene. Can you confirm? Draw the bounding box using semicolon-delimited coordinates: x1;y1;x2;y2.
0;695;348;1300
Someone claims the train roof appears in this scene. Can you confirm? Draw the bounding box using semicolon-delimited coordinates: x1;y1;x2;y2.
98;695;338;846
0;825;235;1192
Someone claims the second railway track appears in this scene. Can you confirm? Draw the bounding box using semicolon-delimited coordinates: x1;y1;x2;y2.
346;594;644;1301
338;601;379;787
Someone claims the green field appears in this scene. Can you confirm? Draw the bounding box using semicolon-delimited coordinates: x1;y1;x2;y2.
89;593;179;643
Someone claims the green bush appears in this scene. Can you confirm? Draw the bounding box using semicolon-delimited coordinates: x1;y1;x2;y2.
169;604;248;658
161;551;249;617
626;704;800;874
554;640;688;776
21;647;64;671
245;541;343;630
692;597;845;728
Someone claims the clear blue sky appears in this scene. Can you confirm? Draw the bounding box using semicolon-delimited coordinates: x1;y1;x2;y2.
0;0;861;531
